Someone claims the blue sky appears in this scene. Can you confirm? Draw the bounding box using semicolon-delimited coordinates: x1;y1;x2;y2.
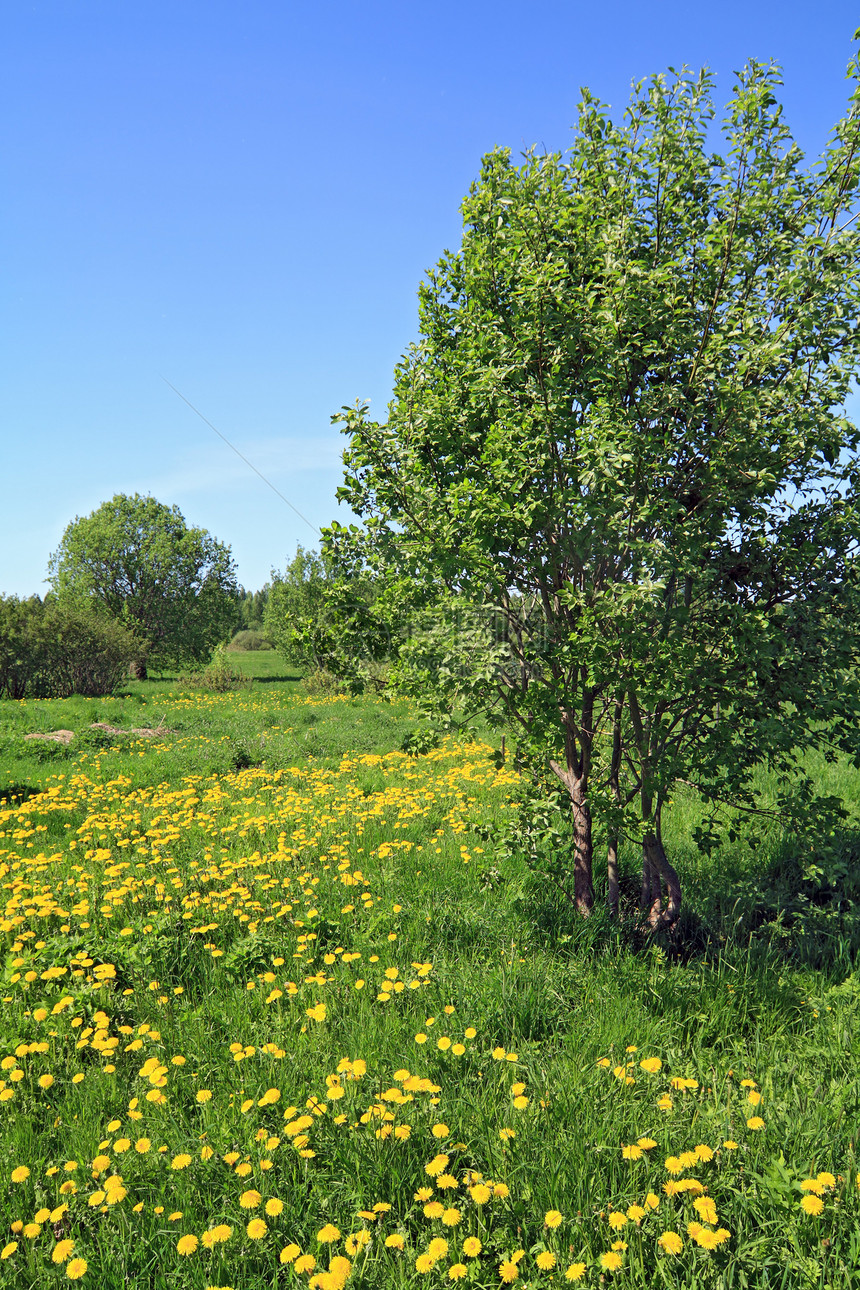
2;1;859;596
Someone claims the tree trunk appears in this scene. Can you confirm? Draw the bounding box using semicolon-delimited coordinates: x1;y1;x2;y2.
640;845;658;911
129;659;148;680
642;827;682;930
607;691;623;918
549;759;594;915
571;776;594;915
607;835;620;919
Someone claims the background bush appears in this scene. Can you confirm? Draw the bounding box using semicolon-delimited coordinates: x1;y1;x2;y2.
227;628;271;651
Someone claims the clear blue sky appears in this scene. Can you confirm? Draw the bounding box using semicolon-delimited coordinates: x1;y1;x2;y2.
2;1;858;596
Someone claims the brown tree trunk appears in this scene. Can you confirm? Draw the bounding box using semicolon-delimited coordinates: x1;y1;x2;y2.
549;759;594;915
607;691;623;918
607;835;620;918
129;659;148;680
642;827;682;930
571;776;594;915
640;845;658;911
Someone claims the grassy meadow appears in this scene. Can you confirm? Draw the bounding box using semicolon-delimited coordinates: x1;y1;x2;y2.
0;662;857;1289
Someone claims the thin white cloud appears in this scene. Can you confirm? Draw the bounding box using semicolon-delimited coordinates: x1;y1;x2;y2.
141;433;345;500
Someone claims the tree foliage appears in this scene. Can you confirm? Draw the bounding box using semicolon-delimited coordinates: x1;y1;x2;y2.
48;494;240;674
331;56;860;924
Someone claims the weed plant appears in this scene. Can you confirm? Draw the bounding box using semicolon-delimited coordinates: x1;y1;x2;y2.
0;682;857;1288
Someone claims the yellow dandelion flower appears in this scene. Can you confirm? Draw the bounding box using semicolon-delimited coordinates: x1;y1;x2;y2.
800;1195;824;1216
693;1228;721;1250
280;1244;301;1263
693;1197;718;1226
239;1190;262;1209
11;1166;30;1183
564;1263;586;1281
385;1233;405;1250
265;1199;284;1217
246;1219;267;1239
449;1263;467;1279
599;1250;623;1271
657;1231;683;1255
177;1234;199;1255
544;1210;563;1229
66;1258;88;1279
746;1117;765;1131
463;1236;482;1258
317;1224;341;1243
52;1239;75;1264
536;1251;556;1269
499;1260;519;1282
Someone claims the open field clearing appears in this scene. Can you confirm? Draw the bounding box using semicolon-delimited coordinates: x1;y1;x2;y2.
0;682;857;1289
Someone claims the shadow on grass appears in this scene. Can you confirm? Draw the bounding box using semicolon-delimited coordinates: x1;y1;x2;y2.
0;784;40;805
248;673;303;684
511;823;860;985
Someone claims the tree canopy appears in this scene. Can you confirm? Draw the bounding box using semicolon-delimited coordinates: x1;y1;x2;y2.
48;494;240;674
330;56;860;925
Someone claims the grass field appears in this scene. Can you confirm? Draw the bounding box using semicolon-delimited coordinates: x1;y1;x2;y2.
0;667;858;1289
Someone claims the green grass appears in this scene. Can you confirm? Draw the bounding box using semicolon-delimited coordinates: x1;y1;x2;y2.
226;649;301;682
0;680;857;1289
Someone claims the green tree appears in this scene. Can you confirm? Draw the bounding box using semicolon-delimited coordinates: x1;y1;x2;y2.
265;544;397;680
238;585;271;633
264;547;331;669
48;494;240;676
331;56;860;923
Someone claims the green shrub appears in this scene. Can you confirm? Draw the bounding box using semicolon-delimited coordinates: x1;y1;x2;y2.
42;605;139;697
0;596;46;698
184;645;247;692
227;629;271;651
300;668;346;696
0;597;137;698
